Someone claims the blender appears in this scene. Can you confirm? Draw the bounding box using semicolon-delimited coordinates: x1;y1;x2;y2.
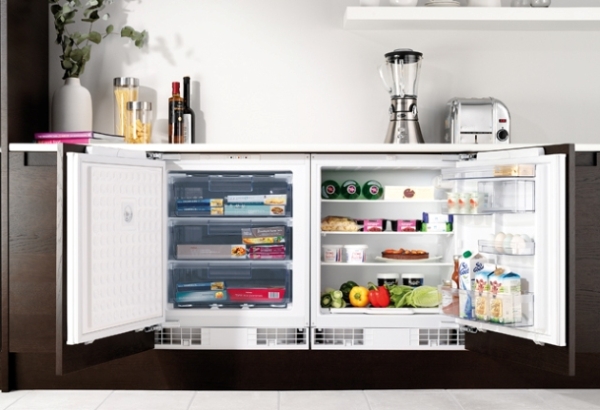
379;49;424;144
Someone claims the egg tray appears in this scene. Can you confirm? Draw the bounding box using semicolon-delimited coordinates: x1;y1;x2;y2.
478;239;535;256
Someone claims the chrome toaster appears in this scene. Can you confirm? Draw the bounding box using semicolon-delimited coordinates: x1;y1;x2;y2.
444;97;511;144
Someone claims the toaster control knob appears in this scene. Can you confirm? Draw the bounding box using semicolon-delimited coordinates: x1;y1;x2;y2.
497;129;509;142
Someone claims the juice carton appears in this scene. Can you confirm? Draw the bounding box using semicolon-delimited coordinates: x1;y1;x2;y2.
458;251;486;320
488;271;522;324
473;268;493;321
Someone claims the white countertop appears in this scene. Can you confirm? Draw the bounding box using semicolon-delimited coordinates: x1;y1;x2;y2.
9;142;600;153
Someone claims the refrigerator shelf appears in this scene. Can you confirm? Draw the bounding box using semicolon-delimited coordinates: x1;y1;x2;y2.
321;261;452;267
328;307;441;315
321;199;446;204
320;231;453;236
448;290;534;328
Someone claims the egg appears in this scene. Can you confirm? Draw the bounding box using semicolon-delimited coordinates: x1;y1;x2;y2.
511;234;533;255
502;234;514;254
494;232;506;253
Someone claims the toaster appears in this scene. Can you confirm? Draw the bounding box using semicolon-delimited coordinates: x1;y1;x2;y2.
444;97;510;144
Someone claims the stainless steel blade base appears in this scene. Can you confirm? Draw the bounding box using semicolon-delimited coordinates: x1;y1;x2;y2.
384;97;424;144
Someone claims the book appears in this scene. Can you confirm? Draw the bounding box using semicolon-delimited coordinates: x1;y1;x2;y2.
34;131;125;143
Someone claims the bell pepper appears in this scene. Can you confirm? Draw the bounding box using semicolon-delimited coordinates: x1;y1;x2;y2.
368;282;390;308
349;286;369;307
339;280;359;303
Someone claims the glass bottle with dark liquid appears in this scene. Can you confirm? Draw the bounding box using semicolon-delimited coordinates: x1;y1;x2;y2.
182;76;195;144
168;81;184;144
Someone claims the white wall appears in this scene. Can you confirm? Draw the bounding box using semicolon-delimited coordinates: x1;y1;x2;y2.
49;0;600;145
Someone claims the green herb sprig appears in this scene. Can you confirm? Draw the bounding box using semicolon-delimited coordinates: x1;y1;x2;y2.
49;0;148;79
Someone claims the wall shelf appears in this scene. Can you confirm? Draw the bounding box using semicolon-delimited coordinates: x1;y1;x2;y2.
343;7;600;31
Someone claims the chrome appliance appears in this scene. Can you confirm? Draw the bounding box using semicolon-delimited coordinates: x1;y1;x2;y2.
445;97;510;144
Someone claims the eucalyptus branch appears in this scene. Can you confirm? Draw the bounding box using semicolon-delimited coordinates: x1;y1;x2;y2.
49;0;148;79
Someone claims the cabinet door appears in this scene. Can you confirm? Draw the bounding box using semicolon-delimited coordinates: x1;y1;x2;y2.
460;144;575;376
56;145;166;375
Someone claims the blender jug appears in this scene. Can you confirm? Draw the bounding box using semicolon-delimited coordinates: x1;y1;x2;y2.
379;48;425;144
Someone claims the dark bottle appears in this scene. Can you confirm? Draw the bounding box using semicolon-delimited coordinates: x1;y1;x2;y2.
340;180;361;200
182;76;195;144
321;180;340;199
362;180;384;200
168;81;185;144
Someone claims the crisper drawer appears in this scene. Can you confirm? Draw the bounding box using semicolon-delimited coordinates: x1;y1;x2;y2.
170;219;292;260
169;172;292;217
169;263;292;308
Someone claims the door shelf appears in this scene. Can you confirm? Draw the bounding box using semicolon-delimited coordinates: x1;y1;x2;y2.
343;7;600;31
441;164;536;181
448;290;534;328
478;239;535;256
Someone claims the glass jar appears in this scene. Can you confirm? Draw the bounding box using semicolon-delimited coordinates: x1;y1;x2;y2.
125;101;153;144
113;77;139;136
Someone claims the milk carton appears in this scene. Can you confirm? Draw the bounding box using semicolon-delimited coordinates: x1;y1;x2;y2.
473;268;494;321
488;271;522;324
458;251;486;320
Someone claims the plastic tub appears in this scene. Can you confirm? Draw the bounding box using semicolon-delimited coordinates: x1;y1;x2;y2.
343;244;368;263
322;244;343;263
402;273;424;287
377;273;399;287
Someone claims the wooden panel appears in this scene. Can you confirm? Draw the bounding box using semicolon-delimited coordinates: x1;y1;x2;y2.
574;153;600;352
9;350;600;391
464;144;576;376
55;146;155;375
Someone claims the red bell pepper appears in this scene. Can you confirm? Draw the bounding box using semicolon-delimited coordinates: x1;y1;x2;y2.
368;282;390;308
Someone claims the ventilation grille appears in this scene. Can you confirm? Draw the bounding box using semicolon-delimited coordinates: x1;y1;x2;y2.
254;328;307;346
313;328;366;346
155;327;202;346
414;328;465;347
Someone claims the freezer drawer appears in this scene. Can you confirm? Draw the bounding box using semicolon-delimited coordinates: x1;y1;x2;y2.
169;172;292;217
169;263;292;308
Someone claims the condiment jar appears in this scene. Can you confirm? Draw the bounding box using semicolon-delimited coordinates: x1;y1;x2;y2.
125;101;153;144
113;77;139;136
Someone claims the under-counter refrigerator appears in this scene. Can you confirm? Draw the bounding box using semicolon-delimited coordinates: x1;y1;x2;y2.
60;147;311;368
310;147;569;361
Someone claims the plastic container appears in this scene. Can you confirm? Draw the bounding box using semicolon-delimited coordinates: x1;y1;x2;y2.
402;273;424;287
343;244;368;263
113;77;139;136
125;101;153;144
377;273;399;287
322;244;343;263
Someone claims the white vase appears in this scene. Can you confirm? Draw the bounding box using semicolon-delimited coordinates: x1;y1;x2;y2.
51;77;93;132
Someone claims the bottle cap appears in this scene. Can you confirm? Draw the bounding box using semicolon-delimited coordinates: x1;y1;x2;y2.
172;81;180;94
463;250;472;258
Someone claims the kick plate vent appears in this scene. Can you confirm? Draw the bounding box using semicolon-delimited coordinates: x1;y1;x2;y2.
254;328;307;346
155;327;202;346
313;328;365;346
414;328;465;347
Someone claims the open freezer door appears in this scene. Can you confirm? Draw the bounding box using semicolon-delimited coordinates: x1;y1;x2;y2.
56;145;166;375
453;144;575;376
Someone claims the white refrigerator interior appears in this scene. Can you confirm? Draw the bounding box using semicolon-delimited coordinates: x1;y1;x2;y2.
67;151;311;350
310;148;566;350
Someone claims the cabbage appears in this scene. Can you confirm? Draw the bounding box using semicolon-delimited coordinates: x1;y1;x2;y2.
410;286;440;308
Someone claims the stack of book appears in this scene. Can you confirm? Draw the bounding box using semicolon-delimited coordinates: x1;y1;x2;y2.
34;131;125;144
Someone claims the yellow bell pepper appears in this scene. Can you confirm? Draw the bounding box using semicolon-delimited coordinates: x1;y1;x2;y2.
349;286;369;307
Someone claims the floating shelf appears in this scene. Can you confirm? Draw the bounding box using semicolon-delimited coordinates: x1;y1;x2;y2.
343;7;600;31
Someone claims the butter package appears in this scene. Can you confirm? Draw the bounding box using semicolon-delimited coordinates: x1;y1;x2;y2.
384;186;434;200
224;204;286;216
422;212;454;224
488;271;522;324
177;244;247;259
241;226;286;245
226;195;287;205
421;222;452;232
493;164;535;177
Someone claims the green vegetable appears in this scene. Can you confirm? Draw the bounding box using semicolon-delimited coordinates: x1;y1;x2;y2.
410;286;440;308
321;293;333;308
331;298;344;309
339;281;359;303
332;290;343;301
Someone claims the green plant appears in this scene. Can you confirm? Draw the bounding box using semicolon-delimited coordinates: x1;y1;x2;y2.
50;0;148;79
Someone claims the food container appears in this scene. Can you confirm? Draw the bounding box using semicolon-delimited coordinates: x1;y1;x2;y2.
322;244;343;263
458;192;471;214
390;219;421;232
447;192;458;214
402;273;424;287
343;244;368;263
227;287;286;303
377;273;399;287
113;77;139;136
125;101;153;144
360;219;384;232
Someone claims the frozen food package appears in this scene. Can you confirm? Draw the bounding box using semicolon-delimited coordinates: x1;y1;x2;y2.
226;195;287;205
177;244;247;259
241;226;286;244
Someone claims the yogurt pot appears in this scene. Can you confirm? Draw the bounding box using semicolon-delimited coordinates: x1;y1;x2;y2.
322;244;343;263
343;244;368;263
402;273;424;288
377;273;400;287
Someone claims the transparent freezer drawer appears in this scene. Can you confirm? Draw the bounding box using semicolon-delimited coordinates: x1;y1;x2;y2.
170;220;291;260
477;180;535;213
169;172;292;217
169;264;291;308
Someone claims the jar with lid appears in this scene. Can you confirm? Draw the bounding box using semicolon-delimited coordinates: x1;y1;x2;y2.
113;77;139;136
125;101;153;144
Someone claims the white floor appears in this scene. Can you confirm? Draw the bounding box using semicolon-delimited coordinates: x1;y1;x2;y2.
0;389;600;410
